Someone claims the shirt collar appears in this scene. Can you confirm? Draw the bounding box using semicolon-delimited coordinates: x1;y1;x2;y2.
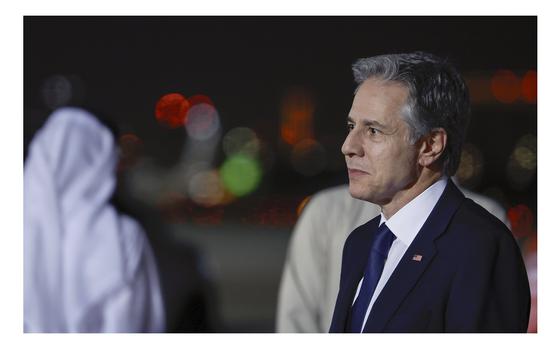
380;176;448;247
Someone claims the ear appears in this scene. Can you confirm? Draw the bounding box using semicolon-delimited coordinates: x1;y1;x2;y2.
418;128;447;168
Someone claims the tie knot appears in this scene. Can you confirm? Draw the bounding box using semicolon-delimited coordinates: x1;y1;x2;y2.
372;223;396;259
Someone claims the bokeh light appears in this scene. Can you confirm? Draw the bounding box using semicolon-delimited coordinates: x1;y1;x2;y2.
464;75;494;105
118;133;143;171
187;169;228;207
455;143;484;188
41;75;73;109
223;127;261;158
513;145;537;170
506;134;537;190
155;92;190;128
185;102;221;141
280;87;315;145
490;70;521;104
507;204;535;239
220;154;262;197
524;234;537;257
290;139;327;176
177;160;211;187
521;70;537;104
297;196;312;216
188;94;215;107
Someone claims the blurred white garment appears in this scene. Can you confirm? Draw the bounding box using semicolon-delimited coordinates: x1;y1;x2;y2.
276;181;509;333
277;185;378;333
24;107;165;332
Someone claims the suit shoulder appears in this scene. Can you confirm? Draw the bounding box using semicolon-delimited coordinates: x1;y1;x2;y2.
447;198;517;249
460;187;508;224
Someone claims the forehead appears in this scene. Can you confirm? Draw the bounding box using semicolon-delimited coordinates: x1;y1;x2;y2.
349;78;409;123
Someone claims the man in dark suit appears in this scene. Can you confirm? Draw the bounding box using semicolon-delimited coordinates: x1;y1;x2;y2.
329;52;530;333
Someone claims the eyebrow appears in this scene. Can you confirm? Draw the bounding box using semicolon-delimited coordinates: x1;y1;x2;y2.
346;116;389;131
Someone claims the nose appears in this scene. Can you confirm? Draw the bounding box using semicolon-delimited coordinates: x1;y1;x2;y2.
341;128;363;158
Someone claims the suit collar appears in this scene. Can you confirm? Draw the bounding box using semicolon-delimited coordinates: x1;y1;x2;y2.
382;176;449;247
362;178;465;332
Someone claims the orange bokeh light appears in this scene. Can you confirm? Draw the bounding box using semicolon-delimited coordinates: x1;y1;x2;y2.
297;196;312;216
521;70;537;104
280;88;315;145
155;93;190;128
465;76;493;105
490;70;521;104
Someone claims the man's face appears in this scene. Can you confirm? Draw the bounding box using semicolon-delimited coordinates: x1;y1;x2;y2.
341;78;421;205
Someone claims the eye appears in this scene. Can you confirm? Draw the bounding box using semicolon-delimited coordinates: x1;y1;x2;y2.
368;127;379;136
347;123;355;132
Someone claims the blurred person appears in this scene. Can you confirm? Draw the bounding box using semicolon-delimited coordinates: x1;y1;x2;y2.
276;179;510;332
311;52;528;332
112;188;222;332
24;107;165;332
277;184;378;333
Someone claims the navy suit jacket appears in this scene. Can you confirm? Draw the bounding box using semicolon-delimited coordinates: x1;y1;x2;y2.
329;180;530;332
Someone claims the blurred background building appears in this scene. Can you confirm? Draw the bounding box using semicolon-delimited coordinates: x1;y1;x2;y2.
24;16;537;332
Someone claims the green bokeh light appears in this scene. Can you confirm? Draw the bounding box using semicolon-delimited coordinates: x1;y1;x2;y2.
220;155;262;197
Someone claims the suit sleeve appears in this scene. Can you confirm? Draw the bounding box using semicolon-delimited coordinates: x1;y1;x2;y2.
445;230;531;332
276;195;328;333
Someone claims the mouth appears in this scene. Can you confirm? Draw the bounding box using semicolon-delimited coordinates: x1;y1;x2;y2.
347;168;369;178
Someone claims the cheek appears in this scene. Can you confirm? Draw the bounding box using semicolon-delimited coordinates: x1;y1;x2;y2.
379;144;418;177
394;150;420;178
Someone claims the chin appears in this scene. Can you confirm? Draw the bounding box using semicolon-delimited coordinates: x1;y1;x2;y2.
348;182;387;205
348;183;373;202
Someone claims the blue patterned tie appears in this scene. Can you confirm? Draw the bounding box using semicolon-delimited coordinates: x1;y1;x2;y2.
350;223;396;332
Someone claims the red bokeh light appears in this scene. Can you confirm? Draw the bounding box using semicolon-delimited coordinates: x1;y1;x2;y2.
521;70;537;104
507;204;535;239
155;93;190;128
188;94;214;107
491;70;521;104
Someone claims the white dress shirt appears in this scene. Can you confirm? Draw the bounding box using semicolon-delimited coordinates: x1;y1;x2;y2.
352;176;448;332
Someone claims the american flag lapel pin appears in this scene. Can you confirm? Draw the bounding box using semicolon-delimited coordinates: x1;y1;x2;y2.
412;254;423;262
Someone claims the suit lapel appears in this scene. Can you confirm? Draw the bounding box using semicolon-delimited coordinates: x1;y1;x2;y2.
363;179;465;332
331;216;380;332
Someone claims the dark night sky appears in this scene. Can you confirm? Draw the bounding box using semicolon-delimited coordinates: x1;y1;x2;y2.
24;16;537;209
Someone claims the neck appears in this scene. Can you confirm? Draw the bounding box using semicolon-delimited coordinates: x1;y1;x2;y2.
381;169;444;219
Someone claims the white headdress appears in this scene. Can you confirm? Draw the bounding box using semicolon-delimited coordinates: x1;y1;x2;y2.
24;107;164;332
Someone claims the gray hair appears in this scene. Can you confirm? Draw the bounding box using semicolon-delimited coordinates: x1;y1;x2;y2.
352;52;471;176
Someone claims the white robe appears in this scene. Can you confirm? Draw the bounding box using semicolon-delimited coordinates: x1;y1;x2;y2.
24;107;165;332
